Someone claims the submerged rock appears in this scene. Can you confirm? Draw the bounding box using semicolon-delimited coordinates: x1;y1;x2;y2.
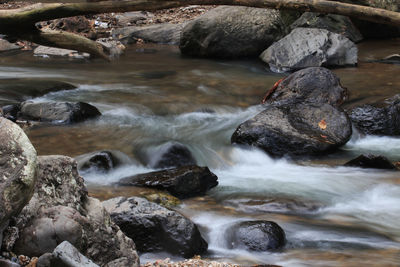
143;141;197;169
262;67;348;107
349;97;400;136
180;6;287;58
344;154;398;170
260;28;357;73
113;23;186;45
102;196;208;257
290;12;363;43
75;150;133;172
0;118;37;241
225;220;286;251
118;165;218;199
231;103;352;157
18;101;101;124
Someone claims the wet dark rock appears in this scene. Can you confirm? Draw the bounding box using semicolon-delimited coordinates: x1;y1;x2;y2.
0;79;76;106
180;6;287;58
374;54;400;65
96;38;125;58
225;220;285;251
1;105;19;121
145;141;197;169
349;97;400;136
9;156;139;267
102;196;208;257
37;253;53;267
0;118;37;240
262;67;348;107
231;103;352;157
118;165;218;199
290;12;363;43
48;16;91;34
344;154;398;170
0;259;21;267
51;241;99;267
260;28;357;73
75;150;133;172
19;101;101;124
113;23;186;45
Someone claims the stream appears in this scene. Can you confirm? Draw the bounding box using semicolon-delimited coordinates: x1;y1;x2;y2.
1;39;400;266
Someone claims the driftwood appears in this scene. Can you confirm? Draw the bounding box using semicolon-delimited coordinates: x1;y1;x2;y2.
1;0;399;59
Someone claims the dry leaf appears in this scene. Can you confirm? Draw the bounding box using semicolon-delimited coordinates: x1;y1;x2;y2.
318;119;327;130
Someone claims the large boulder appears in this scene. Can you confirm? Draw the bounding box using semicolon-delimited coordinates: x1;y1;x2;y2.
0;118;37;244
179;6;287;58
102;196;208;258
231;103;352;157
290;12;363;43
344;154;398;170
141;141;197;169
349;96;400;136
118;165;218;199
260;28;357;73
75;150;134;173
18;101;101;124
225;220;285;251
262;67;348;107
7;156;139;267
113;23;186;45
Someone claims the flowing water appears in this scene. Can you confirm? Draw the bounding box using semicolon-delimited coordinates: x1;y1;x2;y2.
1;39;400;266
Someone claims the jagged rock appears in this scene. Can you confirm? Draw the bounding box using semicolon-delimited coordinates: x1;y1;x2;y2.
18;101;101;124
102;196;208;257
118;165;218;199
0;117;37;243
113;23;186;45
262;67;348;107
96;38;125;58
225;220;286;251
349;96;400;136
260;28;357;73
231;103;352;157
180;6;287;58
75;150;133;172
290;12;363;43
344;154;398;170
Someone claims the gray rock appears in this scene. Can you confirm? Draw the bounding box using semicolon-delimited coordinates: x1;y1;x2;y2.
262;67;348;107
37;253;54;267
113;23;186;45
0;39;20;52
75;150;133;173
9;156;139;267
225;220;285;251
52;241;99;267
260;28;358;73
118;165;218;199
19;101;101;124
180;6;287;58
96;38;125;58
34;46;90;59
290;12;363;43
102;196;208;257
0;117;37;236
115;11;152;26
231;103;352;157
344;154;398;170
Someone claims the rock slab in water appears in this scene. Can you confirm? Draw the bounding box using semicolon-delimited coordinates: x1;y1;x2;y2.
180;6;286;58
350;97;400;136
34;46;90;59
113;23;186;45
145;141;197;169
52;241;100;267
0;118;37;239
231;103;352;157
290;12;363;43
19;101;101;124
9;156;139;267
262;67;348;107
225;220;285;251
118;165;218;199
344;154;398;170
260;28;357;73
102;196;208;257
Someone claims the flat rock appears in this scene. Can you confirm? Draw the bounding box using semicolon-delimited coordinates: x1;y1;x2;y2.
0;39;20;52
0;118;37;237
102;196;208;257
180;6;287;58
34;46;90;59
344;154;398;170
260;27;357;73
118;165;218;199
231;103;352;157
